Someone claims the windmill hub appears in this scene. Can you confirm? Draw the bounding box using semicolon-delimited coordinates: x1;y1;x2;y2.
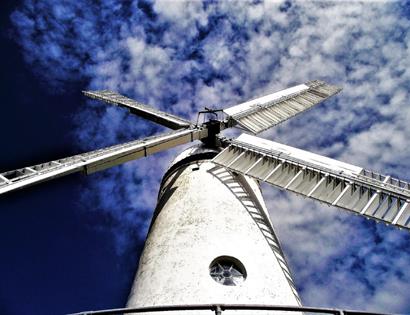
201;119;223;148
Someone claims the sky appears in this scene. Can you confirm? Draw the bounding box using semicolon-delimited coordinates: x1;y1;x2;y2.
0;0;410;314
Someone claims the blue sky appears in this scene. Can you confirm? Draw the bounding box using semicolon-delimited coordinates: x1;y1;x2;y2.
1;0;410;314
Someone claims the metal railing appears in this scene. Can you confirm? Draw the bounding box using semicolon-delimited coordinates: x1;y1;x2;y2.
69;303;394;315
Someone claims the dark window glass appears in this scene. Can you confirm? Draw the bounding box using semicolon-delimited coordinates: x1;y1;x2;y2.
209;256;246;286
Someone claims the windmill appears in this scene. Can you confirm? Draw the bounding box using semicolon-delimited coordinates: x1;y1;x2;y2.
1;80;409;314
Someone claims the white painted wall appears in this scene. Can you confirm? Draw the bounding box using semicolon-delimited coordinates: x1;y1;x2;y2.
127;148;300;314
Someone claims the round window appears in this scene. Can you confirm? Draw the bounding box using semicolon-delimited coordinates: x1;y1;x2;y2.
209;256;247;286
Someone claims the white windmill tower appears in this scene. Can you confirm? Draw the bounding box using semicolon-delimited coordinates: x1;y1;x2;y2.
1;80;409;315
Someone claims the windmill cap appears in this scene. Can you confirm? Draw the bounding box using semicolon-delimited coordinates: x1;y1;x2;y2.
169;144;221;169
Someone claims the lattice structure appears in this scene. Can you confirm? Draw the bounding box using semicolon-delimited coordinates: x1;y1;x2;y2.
223;80;341;134
0;128;206;195
213;134;410;229
83;90;192;130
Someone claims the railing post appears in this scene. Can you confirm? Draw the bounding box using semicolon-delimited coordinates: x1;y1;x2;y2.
215;305;222;315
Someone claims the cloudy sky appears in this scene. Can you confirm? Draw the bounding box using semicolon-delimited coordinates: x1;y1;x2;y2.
1;1;410;314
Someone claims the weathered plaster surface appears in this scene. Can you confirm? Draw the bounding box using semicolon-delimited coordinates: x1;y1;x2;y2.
127;153;300;313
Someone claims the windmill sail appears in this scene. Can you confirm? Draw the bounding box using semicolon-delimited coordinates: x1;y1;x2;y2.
213;134;410;230
83;90;192;130
223;80;341;134
0;128;207;196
